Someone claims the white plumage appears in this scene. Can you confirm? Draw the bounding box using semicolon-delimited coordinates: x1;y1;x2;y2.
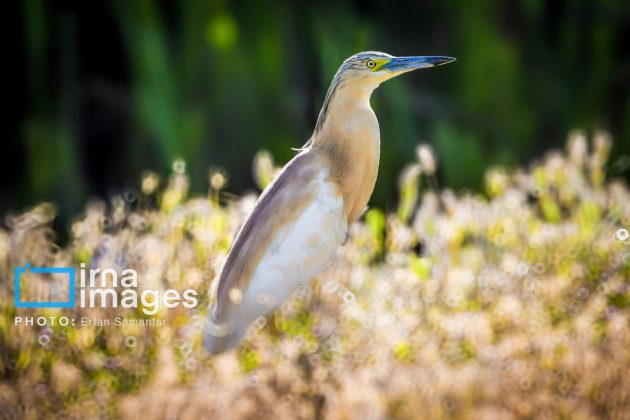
206;168;346;351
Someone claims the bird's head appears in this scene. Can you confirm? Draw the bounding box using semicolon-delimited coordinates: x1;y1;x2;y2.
313;51;455;133
334;51;456;88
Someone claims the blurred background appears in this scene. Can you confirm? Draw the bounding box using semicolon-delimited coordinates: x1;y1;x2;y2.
3;0;629;229
3;2;630;417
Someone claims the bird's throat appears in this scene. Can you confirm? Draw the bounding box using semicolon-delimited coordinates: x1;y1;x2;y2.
313;86;381;224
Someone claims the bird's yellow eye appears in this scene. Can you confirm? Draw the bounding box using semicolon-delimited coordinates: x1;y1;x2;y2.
366;60;376;69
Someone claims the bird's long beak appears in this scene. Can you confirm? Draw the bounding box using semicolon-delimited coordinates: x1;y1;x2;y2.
382;56;456;73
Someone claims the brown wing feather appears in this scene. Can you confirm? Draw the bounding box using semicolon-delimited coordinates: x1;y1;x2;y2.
213;151;322;322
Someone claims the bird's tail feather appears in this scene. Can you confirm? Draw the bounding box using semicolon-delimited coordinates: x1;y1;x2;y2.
203;312;248;354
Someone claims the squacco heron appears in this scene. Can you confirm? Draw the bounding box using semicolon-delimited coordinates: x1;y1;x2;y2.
205;51;455;353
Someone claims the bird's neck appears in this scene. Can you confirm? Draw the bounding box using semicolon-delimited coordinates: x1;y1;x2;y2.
313;81;380;149
312;82;381;223
315;80;377;135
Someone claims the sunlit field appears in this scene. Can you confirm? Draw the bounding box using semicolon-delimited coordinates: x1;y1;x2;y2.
1;131;630;419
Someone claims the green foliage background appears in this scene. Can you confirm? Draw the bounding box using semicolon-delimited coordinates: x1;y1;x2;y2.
7;0;630;224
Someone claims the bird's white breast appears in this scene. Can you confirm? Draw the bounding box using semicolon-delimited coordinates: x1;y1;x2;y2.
240;168;346;325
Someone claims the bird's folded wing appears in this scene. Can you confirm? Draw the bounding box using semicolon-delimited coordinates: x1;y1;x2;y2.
213;151;347;327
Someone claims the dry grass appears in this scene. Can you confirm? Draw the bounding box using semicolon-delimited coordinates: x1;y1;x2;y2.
1;131;629;419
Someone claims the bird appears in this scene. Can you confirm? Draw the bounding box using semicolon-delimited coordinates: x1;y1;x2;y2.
205;51;455;353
